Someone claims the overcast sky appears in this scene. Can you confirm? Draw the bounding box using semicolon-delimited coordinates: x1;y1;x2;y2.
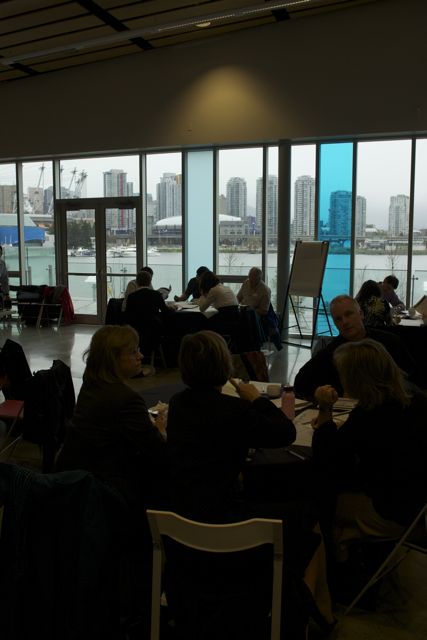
2;140;427;229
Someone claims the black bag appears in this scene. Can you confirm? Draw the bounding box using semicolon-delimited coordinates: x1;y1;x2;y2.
22;360;75;459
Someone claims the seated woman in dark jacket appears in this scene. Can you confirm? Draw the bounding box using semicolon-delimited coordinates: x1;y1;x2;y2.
166;331;334;638
312;338;427;560
56;324;167;508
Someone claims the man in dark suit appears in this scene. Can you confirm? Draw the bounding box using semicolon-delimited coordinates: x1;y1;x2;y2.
124;270;176;358
294;295;416;401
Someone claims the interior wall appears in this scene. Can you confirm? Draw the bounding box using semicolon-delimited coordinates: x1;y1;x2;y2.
1;0;426;159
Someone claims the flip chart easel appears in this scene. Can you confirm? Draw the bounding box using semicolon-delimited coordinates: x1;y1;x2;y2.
280;240;332;349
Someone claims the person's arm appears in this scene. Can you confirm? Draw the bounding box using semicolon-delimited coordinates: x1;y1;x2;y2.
236;281;247;304
119;392;166;453
236;382;296;447
199;289;215;312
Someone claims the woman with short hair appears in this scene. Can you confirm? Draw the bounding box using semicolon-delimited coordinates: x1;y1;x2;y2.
56;324;167;507
166;331;334;638
312;338;427;557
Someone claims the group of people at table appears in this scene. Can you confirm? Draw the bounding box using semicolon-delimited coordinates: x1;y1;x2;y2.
52;270;427;638
120;264;283;354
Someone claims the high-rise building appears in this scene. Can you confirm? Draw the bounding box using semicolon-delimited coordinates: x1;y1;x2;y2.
226;177;247;218
0;185;16;214
256;175;278;238
103;169;134;231
355;195;367;238
293;175;315;239
156;173;182;220
329;190;352;237
388;194;409;236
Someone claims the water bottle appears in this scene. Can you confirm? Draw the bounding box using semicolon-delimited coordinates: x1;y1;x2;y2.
281;385;295;420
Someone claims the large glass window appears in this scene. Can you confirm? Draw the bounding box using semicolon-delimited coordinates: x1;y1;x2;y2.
412;138;427;306
22;161;55;285
266;147;279;307
319;142;353;311
288;145;316;332
186;150;214;280
60;156;139;199
146;153;182;296
355;140;411;302
0;163;18;275
217;147;263;292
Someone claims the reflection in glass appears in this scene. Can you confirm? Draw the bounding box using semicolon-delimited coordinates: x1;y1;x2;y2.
355;140;411;303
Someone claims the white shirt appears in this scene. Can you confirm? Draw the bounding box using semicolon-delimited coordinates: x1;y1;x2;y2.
199;284;238;312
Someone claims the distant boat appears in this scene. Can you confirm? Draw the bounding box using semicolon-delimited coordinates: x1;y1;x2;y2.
68;247;95;257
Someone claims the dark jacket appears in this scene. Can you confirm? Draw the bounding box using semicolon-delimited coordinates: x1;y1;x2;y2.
167;387;295;522
0;464;125;640
294;328;416;400
311;392;427;525
56;379;166;507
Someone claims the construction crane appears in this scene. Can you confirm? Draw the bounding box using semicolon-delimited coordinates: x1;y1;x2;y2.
74;170;87;198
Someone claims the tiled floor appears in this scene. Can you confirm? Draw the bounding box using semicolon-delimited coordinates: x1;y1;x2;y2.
0;323;426;639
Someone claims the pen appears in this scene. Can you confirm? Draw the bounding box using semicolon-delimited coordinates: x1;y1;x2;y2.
286;448;306;461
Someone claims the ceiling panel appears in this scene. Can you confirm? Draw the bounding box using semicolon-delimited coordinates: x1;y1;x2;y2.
0;0;381;84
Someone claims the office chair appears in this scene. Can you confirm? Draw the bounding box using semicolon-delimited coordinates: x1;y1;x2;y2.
344;501;427;615
146;510;283;640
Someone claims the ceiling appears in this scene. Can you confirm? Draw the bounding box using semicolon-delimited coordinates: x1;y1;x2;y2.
0;0;380;84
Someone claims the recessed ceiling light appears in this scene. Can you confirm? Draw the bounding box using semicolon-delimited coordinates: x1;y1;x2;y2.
196;21;211;28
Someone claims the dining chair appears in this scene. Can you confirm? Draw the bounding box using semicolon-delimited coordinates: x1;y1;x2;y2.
146;510;283;640
344;501;427;615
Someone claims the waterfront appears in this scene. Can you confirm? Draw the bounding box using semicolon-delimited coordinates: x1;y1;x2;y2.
3;245;427;317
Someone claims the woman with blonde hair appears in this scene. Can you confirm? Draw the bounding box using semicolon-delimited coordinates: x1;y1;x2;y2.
56;324;167;507
312;338;427;556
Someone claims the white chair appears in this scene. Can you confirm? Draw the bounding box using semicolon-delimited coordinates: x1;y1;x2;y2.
146;510;283;640
344;501;427;615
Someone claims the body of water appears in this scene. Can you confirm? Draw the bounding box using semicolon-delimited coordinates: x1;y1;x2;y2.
3;246;427;317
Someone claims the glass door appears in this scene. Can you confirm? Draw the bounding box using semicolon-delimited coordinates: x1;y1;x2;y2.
56;197;141;323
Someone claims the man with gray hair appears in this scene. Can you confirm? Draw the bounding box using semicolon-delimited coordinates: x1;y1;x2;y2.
294;294;415;400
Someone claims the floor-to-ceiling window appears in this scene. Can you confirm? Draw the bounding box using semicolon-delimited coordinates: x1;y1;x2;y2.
412;138;427;306
217;147;263;293
0;163;19;287
3;135;426;327
355;140;411;301
145;152;182;297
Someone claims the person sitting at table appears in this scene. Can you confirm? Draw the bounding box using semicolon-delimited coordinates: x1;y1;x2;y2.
166;330;335;638
294;294;416;401
55;325;168;628
198;270;240;338
311;338;427;562
173;265;209;302
124;270;176;360
379;274;405;311
237;266;282;350
122;266;171;311
355;279;392;328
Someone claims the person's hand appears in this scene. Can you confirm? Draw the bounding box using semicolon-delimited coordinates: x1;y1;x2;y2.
174;295;180;302
314;385;338;410
237;382;260;402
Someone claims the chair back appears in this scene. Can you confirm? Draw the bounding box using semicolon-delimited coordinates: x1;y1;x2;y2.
147;510;283;640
